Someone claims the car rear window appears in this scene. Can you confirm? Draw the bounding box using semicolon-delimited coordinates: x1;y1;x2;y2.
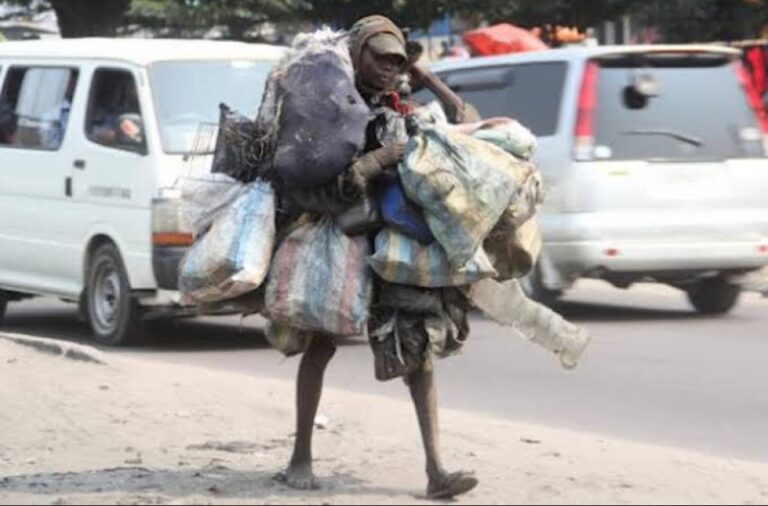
415;62;567;136
593;53;764;161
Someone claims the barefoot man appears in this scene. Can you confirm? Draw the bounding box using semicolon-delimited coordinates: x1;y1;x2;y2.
276;16;481;500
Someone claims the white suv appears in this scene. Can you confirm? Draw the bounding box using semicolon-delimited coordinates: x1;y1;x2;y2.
426;45;768;314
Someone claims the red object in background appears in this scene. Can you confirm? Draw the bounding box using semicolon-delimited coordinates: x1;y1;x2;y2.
463;23;548;56
745;46;767;97
733;61;768;134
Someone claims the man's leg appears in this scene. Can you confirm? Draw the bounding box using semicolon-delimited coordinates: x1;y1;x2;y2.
282;334;337;490
407;358;478;499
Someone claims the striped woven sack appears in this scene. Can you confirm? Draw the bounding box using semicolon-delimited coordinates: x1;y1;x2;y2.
179;180;276;305
369;228;497;288
266;218;372;337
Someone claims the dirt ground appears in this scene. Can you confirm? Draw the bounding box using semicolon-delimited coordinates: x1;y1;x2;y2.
1;333;767;505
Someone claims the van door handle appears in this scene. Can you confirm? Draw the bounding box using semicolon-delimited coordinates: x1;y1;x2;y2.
73;159;87;170
65;177;73;198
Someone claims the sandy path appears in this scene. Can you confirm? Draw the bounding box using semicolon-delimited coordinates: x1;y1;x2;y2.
1;333;766;505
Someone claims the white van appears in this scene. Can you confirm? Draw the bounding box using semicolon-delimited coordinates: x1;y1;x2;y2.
427;45;768;314
0;39;285;344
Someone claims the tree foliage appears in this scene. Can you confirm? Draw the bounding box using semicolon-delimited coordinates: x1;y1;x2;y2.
632;0;768;42
6;0;768;42
296;0;440;30
8;0;132;37
125;0;305;39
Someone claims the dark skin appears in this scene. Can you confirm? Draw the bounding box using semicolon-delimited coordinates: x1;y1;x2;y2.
279;42;478;499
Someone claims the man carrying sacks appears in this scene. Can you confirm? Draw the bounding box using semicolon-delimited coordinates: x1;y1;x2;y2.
266;16;482;499
180;14;590;501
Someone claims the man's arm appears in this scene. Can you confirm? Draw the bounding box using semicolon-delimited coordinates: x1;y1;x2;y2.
410;66;481;124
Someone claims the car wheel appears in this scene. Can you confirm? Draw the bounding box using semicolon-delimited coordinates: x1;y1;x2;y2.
687;277;742;315
521;264;563;306
0;291;8;327
87;243;145;346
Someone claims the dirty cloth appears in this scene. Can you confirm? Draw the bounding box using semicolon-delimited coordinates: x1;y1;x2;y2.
466;279;591;369
369;284;470;381
454;117;538;160
399;126;516;268
265;217;372;337
369;310;430;381
179;180;275;305
484;217;543;281
370;228;497;288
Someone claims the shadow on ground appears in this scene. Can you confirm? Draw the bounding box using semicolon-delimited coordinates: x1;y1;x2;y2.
554;300;700;323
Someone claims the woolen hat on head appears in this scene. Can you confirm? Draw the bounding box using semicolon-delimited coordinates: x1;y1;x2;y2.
349;15;407;67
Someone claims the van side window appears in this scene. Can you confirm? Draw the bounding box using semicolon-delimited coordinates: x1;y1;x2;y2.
0;66;79;151
416;62;567;137
86;69;146;153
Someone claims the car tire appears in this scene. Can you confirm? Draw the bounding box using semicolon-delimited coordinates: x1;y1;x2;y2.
687;277;742;315
521;264;563;306
0;291;8;327
86;243;145;346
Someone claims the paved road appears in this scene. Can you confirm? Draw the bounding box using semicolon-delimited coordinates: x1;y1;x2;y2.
3;281;768;462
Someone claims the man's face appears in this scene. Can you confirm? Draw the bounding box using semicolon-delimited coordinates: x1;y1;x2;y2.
357;45;406;92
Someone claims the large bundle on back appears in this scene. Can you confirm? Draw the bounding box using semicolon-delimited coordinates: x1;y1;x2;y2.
175;27;592;373
269;30;372;190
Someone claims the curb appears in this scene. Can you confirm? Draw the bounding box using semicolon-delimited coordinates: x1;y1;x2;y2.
0;333;107;365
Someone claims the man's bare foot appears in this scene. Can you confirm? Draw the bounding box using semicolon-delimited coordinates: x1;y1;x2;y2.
274;462;319;491
427;471;478;500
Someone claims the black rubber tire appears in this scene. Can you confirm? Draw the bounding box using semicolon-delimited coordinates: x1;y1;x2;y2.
521;264;563;306
687;277;742;315
86;243;145;346
0;291;8;327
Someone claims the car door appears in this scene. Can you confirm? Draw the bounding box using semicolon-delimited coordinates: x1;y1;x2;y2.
68;64;155;292
0;62;84;297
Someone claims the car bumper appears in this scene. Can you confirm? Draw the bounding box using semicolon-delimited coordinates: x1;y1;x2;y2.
548;239;768;274
152;246;186;291
541;212;768;278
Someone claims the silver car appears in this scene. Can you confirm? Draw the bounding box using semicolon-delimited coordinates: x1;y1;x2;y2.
425;45;768;314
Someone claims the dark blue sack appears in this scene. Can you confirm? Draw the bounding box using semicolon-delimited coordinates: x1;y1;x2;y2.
273;50;371;191
380;182;435;244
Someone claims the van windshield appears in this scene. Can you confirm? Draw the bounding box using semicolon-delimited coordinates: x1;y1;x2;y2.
593;54;764;161
150;60;272;154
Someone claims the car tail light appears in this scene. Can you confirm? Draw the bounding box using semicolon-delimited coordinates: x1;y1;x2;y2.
733;61;768;155
574;60;600;161
152;189;193;247
152;232;193;247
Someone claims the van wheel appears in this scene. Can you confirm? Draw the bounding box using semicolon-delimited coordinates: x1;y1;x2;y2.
86;243;145;346
687;277;742;315
521;265;562;306
0;291;8;327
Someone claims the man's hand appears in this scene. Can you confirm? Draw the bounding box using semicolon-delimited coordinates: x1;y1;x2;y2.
353;143;408;182
371;143;407;169
406;40;430;91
